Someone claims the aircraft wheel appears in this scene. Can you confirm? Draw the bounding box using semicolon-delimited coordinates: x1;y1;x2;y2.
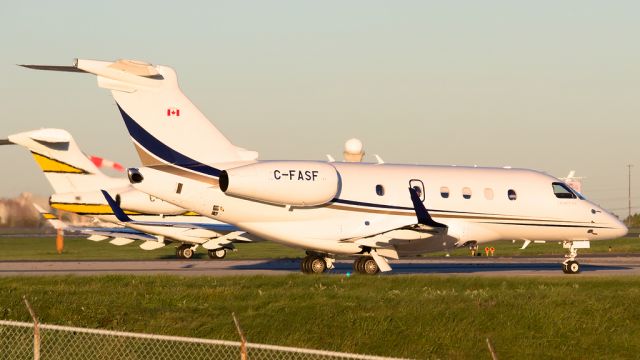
362;257;380;275
562;263;570;274
208;248;226;259
176;248;184;258
352;257;362;273
181;247;194;259
300;256;310;273
353;256;368;274
565;261;580;274
309;256;327;274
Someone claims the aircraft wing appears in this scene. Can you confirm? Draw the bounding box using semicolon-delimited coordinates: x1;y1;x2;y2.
79;227;157;241
340;187;449;271
35;203;157;242
101;190;244;233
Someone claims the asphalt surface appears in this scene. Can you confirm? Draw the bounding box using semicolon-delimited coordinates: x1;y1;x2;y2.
1;256;640;276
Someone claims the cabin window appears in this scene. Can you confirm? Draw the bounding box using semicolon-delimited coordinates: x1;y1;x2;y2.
484;188;494;200
375;184;385;196
508;189;517;201
440;187;450;198
462;187;472;199
552;182;577;199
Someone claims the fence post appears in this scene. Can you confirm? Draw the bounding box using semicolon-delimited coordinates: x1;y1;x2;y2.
232;312;248;360
23;296;40;360
486;337;498;360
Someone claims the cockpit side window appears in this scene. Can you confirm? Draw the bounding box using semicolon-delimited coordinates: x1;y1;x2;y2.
552;182;577;199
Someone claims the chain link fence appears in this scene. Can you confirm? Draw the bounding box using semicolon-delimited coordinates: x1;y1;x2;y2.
0;320;409;360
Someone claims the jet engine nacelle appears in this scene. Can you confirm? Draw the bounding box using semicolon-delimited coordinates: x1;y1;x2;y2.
114;189;186;215
219;161;340;206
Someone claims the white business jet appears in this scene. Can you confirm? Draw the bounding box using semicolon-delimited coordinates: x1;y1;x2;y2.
22;59;628;274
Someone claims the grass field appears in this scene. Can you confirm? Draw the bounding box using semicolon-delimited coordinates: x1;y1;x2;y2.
0;235;638;261
1;275;639;359
0;236;304;260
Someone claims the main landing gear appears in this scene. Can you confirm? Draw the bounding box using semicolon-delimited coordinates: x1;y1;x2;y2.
300;253;334;274
176;244;196;259
208;248;227;259
353;256;380;275
561;241;589;274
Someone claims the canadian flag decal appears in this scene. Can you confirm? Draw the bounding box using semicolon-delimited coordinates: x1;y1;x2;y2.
167;108;180;117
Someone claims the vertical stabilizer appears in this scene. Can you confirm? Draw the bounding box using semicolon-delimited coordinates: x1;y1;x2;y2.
7;128;128;193
75;59;258;170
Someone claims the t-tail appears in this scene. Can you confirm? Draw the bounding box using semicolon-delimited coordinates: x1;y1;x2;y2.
3;128;128;193
22;59;259;184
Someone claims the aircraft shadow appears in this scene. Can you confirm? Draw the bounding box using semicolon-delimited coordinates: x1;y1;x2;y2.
229;259;629;274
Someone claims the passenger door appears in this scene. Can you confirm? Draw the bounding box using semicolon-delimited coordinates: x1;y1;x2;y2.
409;179;425;202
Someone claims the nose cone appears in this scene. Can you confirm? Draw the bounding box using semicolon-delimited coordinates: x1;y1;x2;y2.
604;213;628;239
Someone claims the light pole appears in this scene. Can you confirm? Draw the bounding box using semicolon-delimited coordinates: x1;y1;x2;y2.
628;164;633;226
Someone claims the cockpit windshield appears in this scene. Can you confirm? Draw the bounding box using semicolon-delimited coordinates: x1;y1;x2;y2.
552;182;583;199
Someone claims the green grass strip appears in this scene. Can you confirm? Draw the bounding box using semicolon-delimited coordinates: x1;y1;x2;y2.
1;275;639;359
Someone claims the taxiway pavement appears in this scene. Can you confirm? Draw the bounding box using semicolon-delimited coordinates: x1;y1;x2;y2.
1;256;639;276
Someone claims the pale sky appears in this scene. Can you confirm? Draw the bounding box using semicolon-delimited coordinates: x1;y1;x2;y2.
1;0;639;216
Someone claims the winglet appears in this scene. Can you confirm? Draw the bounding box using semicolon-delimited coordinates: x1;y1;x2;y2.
101;190;132;222
409;187;446;228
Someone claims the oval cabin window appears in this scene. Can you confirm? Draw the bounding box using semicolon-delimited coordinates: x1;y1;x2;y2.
440;187;450;198
462;187;472;199
376;184;385;196
484;188;494;200
508;189;517;201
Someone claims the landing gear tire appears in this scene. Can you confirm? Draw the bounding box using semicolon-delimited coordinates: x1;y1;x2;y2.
177;244;194;259
353;257;364;273
563;261;580;274
182;247;194;259
300;255;326;274
362;257;380;275
353;256;379;275
562;241;583;274
208;248;227;259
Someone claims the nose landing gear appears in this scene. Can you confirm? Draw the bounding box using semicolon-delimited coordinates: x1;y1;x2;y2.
562;241;589;274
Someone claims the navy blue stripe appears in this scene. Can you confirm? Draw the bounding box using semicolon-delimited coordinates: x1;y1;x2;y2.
332;198;503;216
116;104;221;178
481;222;613;229
332;198;414;211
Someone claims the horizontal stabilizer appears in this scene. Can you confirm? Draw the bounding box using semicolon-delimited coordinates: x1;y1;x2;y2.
33;203;68;230
19;64;87;73
87;235;109;241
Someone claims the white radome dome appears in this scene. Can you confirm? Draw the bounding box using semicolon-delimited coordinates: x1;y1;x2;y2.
344;138;363;155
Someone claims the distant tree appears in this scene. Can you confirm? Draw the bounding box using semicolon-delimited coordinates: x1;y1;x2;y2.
623;213;640;228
